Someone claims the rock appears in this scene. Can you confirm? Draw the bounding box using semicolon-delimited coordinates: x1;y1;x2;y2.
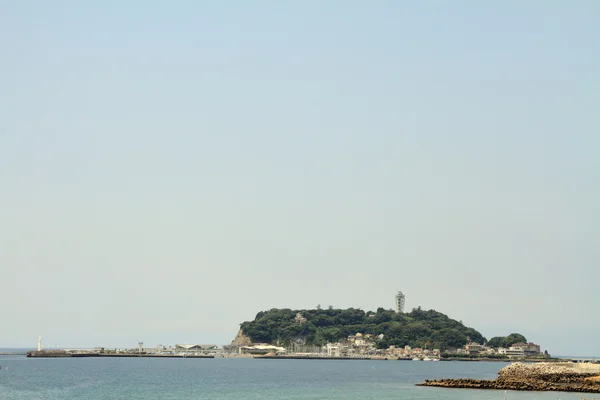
230;329;253;347
417;362;600;393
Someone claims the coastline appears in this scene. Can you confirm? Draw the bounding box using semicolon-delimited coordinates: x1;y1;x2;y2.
254;355;376;360
26;351;214;359
439;357;569;363
418;362;600;394
22;349;599;365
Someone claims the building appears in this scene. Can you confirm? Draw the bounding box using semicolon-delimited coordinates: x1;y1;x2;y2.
174;344;219;354
295;313;307;324
395;291;406;313
239;345;286;355
354;333;365;346
524;343;541;356
504;346;525;358
510;342;541;357
465;342;486;355
326;343;341;357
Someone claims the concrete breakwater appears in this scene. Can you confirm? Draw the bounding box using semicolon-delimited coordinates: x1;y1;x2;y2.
418;362;600;393
27;351;393;361
27;350;213;359
253;355;376;360
27;351;72;358
71;354;214;358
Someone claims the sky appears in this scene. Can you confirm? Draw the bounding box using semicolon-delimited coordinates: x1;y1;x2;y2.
1;1;598;356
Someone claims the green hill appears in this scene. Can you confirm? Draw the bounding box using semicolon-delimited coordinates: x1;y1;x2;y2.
239;306;487;350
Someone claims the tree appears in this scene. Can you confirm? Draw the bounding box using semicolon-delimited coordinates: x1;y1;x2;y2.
503;333;527;347
464;328;486;345
240;307;489;349
429;328;467;350
486;333;527;349
373;310;393;324
487;337;504;348
314;314;334;327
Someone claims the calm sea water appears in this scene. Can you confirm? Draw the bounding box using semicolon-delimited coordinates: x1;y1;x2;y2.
0;356;587;399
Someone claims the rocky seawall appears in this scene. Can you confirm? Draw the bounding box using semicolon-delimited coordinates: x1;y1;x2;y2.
417;362;600;393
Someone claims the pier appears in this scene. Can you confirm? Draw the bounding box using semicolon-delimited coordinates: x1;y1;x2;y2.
27;350;214;359
253;355;376;360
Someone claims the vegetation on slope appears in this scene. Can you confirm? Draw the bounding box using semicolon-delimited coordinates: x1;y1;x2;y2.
240;306;487;350
486;333;528;348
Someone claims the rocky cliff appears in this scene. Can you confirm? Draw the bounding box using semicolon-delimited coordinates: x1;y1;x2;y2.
230;328;253;346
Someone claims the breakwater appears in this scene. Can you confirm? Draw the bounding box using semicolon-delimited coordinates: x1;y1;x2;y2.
418;362;600;393
71;354;214;358
26;350;398;361
27;351;72;358
27;351;213;359
253;355;376;360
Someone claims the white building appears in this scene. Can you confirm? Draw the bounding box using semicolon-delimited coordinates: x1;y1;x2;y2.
326;343;341;357
505;346;525;358
174;344;220;354
395;291;406;313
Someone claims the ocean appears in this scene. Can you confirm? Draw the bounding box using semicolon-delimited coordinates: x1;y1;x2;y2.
0;356;589;399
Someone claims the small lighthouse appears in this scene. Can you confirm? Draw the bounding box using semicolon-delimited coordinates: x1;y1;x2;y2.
38;335;42;351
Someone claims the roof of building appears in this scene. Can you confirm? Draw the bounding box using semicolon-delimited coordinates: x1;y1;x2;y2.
175;344;217;350
240;345;286;352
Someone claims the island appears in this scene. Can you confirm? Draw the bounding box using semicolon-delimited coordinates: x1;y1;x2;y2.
229;306;550;360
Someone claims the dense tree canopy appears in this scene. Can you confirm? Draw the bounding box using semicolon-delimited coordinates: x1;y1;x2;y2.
486;333;528;348
239;307;487;351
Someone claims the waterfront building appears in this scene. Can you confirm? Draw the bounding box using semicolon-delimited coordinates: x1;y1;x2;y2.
465;342;486;355
175;344;218;352
510;342;541;357
395;291;406;313
239;345;286;355
326;343;341;357
354;333;365;346
505;346;525;358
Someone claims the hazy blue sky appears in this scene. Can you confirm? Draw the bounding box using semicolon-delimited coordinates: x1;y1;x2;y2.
1;1;598;356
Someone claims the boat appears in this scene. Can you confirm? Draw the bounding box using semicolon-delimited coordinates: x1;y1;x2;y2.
423;356;432;361
412;357;420;361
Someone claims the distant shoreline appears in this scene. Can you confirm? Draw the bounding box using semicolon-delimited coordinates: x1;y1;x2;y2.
26;351;214;359
22;351;592;363
11;348;600;363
